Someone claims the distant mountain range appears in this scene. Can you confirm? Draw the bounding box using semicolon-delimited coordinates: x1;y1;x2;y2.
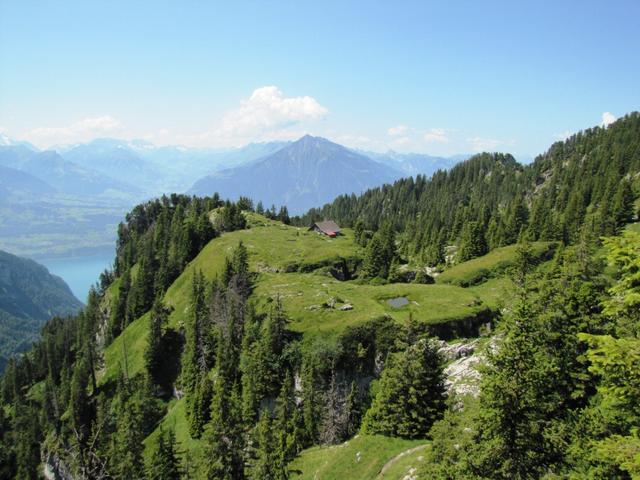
0;249;82;371
0;138;290;257
189;135;468;214
0;144;141;197
59;138;290;195
0;133;467;255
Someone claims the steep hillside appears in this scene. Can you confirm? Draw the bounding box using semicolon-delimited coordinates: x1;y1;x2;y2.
189;135;402;214
0;250;82;370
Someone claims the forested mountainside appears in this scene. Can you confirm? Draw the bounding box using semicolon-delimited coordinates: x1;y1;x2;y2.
0;251;82;373
0;114;639;479
297;112;640;265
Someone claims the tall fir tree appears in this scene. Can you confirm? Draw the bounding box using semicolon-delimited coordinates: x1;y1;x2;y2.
146;427;181;480
361;339;446;438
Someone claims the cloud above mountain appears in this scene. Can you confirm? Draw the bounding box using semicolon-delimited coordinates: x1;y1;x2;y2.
180;86;329;147
22;116;123;148
221;86;328;135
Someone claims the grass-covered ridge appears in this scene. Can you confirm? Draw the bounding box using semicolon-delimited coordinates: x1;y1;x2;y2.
102;213;506;383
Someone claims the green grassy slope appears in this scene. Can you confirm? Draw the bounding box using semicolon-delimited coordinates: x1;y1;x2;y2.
142;398;203;463
377;443;429;479
102;214;504;383
101;214;359;382
437;242;555;287
254;272;486;335
288;435;425;480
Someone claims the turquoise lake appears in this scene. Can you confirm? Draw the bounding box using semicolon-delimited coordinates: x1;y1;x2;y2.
41;254;115;304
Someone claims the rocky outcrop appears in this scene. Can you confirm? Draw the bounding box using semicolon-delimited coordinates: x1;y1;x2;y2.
438;339;483;397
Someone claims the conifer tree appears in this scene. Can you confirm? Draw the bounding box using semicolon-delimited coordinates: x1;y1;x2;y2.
201;311;245;479
458;221;488;262
146;427;181;480
189;376;213;438
182;269;209;397
504;196;529;244
69;353;93;446
273;372;298;477
129;235;157;319
109;267;131;341
361;233;386;278
361;339;445;438
254;297;289;399
237;196;253;212
612;179;635;231
110;392;147;479
13;401;41;480
145;299;171;387
278;206;291;225
470;241;563;479
201;376;244;479
250;410;279;480
240;308;261;424
353;219;367;246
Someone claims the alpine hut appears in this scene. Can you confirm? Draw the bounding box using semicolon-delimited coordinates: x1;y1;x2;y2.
309;220;341;238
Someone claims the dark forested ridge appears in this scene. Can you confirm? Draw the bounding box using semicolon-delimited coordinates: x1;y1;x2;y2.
297;112;640;265
0;250;83;372
0;113;639;479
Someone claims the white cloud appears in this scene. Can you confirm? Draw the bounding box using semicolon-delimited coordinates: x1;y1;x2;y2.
467;136;515;152
21;116;123;148
602;111;616;127
220;86;327;135
424;128;450;143
181;86;328;147
388;125;409;137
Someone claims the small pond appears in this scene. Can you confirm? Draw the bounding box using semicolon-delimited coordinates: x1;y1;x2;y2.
387;297;409;308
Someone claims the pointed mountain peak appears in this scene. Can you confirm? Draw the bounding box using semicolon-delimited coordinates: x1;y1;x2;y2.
290;134;345;153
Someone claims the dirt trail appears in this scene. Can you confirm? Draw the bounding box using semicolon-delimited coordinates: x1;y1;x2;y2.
376;444;429;478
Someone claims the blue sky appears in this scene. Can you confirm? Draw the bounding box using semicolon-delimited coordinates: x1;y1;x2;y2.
0;0;638;157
